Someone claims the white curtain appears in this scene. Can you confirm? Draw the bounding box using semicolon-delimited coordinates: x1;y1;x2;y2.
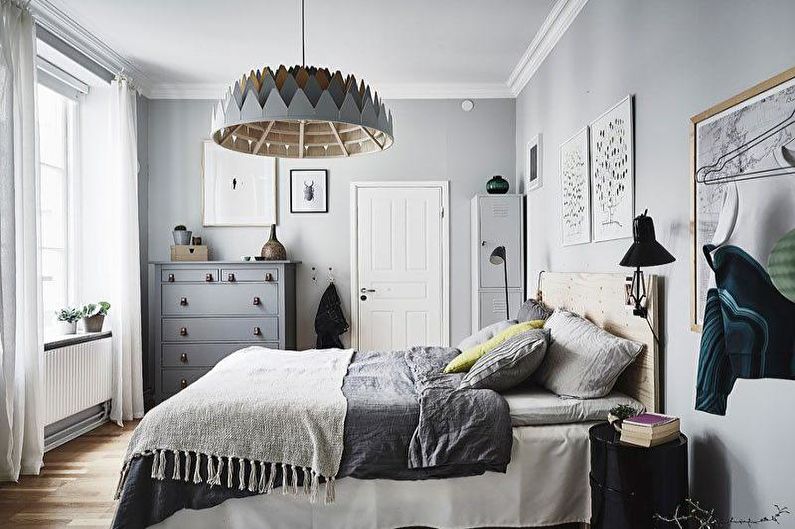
0;0;45;481
108;78;144;424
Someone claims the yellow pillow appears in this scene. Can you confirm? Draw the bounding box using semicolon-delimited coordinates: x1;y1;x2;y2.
444;320;545;373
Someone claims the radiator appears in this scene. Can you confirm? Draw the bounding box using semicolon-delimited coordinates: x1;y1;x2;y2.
44;336;113;426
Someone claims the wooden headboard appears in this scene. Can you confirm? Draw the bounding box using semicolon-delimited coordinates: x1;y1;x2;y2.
538;272;660;412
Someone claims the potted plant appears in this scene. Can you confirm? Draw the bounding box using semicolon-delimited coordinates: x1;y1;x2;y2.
172;224;192;245
81;301;111;333
55;307;83;335
607;404;640;433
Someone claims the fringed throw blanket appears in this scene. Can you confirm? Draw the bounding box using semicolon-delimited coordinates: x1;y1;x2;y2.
116;347;353;504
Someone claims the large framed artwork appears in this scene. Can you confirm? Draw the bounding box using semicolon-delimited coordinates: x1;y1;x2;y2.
526;134;543;192
202;140;277;226
690;66;795;331
589;95;635;242
560;127;591;246
290;169;329;213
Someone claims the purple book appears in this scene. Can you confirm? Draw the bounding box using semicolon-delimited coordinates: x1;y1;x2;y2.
623;413;677;428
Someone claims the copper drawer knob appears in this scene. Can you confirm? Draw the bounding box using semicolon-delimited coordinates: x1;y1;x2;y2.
180;378;188;389
264;273;273;282
228;273;236;282
253;296;261;306
205;273;213;282
253;326;262;336
180;297;188;306
168;273;175;282
179;327;188;336
180;353;188;363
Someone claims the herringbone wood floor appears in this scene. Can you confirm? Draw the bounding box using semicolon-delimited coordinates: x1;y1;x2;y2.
0;420;137;529
0;420;584;529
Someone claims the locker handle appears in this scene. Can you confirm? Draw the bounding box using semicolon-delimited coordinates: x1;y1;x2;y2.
180;379;188;389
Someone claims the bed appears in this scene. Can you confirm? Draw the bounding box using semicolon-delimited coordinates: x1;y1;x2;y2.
112;272;659;529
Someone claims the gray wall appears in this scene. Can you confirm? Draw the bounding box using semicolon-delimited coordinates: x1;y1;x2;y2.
516;0;795;516
148;98;516;349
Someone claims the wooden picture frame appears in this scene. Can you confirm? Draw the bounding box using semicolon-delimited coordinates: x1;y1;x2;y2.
689;66;795;331
290;169;329;213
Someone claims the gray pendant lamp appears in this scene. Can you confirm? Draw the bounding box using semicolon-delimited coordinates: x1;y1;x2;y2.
210;0;394;159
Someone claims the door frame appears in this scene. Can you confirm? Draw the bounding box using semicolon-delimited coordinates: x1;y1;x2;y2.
349;181;450;349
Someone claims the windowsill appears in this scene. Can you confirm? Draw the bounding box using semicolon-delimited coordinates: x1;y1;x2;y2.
44;331;112;351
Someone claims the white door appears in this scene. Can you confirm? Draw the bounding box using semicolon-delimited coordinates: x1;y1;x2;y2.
353;183;448;351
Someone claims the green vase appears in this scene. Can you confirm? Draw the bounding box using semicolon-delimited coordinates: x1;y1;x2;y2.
486;175;510;194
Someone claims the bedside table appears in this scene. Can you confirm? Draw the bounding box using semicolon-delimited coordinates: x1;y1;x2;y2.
589;422;688;529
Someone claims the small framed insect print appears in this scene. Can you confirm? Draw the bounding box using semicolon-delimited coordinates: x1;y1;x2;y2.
202;140;276;226
290;169;329;213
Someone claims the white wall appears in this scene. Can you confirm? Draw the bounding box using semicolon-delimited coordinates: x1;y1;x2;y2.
147;98;516;350
516;0;795;517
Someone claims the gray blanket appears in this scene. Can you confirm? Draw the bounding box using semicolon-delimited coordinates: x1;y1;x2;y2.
112;347;512;529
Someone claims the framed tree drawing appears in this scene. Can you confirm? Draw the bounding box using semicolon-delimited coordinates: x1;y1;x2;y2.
590;95;634;242
560;127;591;246
202;140;276;226
526;134;543;192
690;66;795;331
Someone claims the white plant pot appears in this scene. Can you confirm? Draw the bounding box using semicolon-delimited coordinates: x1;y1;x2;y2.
55;320;77;335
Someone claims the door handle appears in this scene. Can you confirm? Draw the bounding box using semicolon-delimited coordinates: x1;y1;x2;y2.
360;288;376;293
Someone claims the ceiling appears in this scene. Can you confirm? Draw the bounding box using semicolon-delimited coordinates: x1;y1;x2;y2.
48;0;560;98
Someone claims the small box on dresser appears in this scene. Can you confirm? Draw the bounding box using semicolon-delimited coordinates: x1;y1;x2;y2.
149;261;299;404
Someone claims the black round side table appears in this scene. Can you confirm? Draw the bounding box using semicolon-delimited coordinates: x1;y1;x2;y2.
589;422;688;529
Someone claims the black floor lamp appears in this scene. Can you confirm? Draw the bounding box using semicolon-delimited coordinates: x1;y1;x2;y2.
489;246;510;320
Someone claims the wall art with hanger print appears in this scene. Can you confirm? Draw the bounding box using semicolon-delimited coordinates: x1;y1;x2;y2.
290;169;328;213
690;67;795;331
589;95;635;243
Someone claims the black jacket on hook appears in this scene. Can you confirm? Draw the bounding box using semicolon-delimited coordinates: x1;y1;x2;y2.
314;282;349;349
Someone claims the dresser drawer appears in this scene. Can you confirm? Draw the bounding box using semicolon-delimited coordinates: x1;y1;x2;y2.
162;342;279;367
221;267;279;283
162;317;279;342
161;268;219;283
161;283;279;316
162;368;210;393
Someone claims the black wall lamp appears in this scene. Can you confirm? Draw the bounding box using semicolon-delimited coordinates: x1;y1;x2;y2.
619;210;675;318
489;246;510;320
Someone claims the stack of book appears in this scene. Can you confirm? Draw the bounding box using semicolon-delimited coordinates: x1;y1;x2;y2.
620;413;680;447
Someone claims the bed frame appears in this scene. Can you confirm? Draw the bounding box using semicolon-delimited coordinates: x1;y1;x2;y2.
538;272;660;413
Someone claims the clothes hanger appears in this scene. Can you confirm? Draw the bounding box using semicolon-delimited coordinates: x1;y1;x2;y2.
696;107;795;185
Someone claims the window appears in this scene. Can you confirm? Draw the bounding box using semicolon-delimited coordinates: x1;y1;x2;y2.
37;83;77;333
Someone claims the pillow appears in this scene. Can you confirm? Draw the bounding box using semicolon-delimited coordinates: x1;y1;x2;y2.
459;329;548;391
534;309;643;398
457;319;517;351
516;298;552;323
444;320;544;373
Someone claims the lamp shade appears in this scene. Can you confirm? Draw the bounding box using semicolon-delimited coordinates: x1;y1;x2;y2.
490;246;506;265
619;212;675;267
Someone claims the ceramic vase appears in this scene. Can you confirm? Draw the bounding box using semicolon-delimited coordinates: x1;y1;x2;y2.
486;175;510;194
261;225;287;261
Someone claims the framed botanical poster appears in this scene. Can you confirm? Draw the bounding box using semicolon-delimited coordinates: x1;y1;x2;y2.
590;95;634;242
560;127;591;246
290;169;328;213
526;134;543;192
690;66;795;331
202;140;276;226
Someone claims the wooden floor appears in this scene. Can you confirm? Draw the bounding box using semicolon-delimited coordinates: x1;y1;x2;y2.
0;420;137;529
0;421;583;529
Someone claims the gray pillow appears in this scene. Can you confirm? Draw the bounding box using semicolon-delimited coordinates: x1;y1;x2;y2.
457;319;517;351
516;298;552;323
534;309;643;399
459;329;548;392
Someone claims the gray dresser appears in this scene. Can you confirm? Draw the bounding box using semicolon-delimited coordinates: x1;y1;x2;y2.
149;261;298;403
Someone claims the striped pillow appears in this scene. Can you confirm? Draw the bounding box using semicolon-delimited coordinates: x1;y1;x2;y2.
459;329;549;392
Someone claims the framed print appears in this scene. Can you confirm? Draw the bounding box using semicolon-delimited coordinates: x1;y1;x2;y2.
526;134;543;192
589;95;634;242
202;140;276;226
560;127;591;246
690;66;795;331
290;169;328;213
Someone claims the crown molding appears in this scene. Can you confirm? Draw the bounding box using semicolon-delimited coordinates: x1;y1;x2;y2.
29;0;153;95
507;0;588;96
149;82;515;100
